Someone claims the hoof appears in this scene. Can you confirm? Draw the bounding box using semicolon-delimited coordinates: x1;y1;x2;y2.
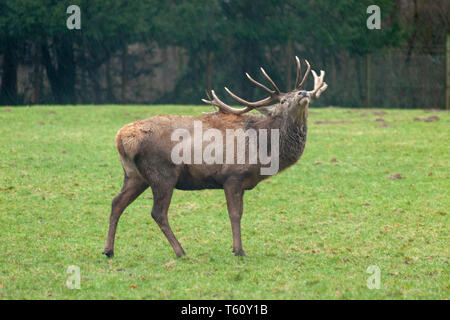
102;250;114;258
175;250;186;258
233;249;247;257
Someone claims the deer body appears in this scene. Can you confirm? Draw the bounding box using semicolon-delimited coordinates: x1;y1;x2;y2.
103;57;327;258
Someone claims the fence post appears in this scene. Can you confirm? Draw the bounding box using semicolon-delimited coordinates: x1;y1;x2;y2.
446;34;450;110
365;54;371;108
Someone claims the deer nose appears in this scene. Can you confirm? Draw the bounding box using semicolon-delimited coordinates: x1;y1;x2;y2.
298;91;308;97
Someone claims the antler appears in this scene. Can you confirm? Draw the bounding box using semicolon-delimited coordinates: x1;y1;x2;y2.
202;68;282;115
308;70;328;99
295;56;327;98
202;56;327;115
295;56;311;89
202;90;253;115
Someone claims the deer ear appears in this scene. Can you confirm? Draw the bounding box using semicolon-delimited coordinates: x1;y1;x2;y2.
255;105;277;117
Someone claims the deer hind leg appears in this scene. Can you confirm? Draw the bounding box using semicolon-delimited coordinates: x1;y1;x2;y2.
103;174;148;258
224;181;246;256
150;183;185;258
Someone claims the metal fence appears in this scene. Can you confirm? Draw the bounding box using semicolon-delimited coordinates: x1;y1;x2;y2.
320;52;446;109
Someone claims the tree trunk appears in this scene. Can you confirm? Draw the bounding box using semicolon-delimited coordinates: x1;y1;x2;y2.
205;51;212;93
80;68;87;104
285;40;292;91
365;54;371;108
406;0;419;63
88;67;101;104
32;42;41;105
330;55;338;104
355;56;365;106
240;40;261;100
121;45;128;104
41;36;76;104
105;58;115;103
176;47;184;77
446;34;450;110
0;37;19;105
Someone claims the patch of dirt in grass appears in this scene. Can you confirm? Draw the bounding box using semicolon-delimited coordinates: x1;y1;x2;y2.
424;109;449;113
359;110;387;117
372;110;387;116
413;116;440;122
314;120;353;125
374;118;393;127
164;260;175;270
388;173;403;179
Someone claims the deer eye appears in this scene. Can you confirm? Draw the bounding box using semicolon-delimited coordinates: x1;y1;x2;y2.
281;99;287;104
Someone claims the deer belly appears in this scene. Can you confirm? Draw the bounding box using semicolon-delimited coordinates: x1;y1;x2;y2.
175;165;224;190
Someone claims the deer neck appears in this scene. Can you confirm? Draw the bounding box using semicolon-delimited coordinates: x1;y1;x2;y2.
244;113;307;172
278;113;308;170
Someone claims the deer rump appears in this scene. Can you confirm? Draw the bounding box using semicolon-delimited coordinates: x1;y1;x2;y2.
103;56;327;258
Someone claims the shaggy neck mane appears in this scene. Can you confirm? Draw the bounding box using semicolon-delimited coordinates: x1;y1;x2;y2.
244;112;308;172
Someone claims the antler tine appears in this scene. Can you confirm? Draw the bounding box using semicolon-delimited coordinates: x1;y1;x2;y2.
204;89;212;101
315;82;328;98
308;69;327;99
225;87;275;107
245;73;275;96
295;56;301;89
260;67;281;95
202;90;252;115
315;70;325;94
297;59;311;89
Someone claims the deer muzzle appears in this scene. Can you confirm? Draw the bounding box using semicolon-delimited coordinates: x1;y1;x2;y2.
298;91;309;98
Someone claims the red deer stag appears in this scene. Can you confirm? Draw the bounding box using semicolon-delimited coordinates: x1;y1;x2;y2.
103;57;327;258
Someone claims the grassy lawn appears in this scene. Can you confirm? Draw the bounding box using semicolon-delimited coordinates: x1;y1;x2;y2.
0;104;448;300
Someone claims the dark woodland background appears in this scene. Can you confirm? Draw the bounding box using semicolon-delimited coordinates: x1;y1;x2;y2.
0;0;449;108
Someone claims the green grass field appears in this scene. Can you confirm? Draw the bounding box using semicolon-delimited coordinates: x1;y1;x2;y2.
0;105;448;299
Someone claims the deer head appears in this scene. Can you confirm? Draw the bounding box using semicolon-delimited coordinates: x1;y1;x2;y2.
202;56;328;122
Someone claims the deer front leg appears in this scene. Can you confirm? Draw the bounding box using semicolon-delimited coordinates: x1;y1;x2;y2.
224;181;246;256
